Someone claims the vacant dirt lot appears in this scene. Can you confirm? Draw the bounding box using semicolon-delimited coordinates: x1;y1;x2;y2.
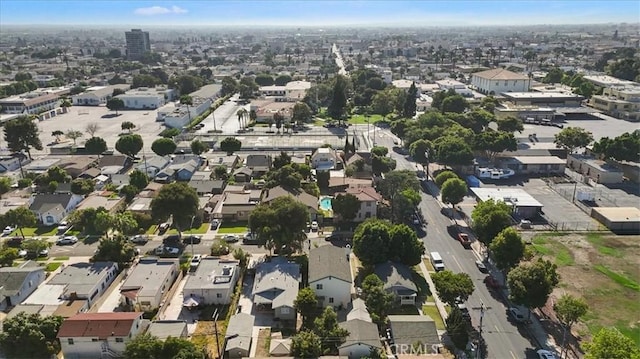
525;232;640;348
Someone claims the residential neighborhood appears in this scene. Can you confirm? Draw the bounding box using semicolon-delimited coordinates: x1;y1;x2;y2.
0;3;639;359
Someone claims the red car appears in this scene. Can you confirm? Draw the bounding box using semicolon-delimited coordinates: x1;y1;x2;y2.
458;233;471;248
484;275;500;289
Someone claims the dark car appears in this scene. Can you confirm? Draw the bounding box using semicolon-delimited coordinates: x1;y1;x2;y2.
325;234;342;241
484;275;500;289
183;235;202;244
163;235;182;247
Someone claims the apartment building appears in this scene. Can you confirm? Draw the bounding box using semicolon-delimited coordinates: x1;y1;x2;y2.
125;29;151;61
589;85;640;121
471;68;531;95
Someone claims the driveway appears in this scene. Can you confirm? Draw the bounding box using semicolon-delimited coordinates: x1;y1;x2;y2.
161;275;198;335
238;262;276;357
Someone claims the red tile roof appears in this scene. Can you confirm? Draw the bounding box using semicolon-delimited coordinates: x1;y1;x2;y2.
57;312;141;339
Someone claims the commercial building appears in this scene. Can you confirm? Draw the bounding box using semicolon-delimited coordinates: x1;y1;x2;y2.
116;86;176;110
567;154;625;184
435;79;473;97
125;29;151;61
583;75;636;88
258;81;311;102
470;187;544;219
588;85;640;122
591;207;640;234
499;156;567;176
72;85;130;106
471;68;531;95
0;87;70;117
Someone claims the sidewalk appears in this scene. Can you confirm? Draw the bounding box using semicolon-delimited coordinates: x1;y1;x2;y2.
418;259;449;323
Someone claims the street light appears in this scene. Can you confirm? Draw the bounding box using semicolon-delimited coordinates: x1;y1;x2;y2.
424;150;430;179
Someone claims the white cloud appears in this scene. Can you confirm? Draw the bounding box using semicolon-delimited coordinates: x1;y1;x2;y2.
134;5;188;16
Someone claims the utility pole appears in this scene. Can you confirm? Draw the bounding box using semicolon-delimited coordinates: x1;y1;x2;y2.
212;308;220;359
472;301;491;359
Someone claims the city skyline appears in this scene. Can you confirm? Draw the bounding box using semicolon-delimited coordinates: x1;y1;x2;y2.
1;0;638;27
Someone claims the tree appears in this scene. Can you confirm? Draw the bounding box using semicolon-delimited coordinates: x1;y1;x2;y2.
237;76;258;99
495;116;524;133
377;170;420;224
554;293;588;356
328;75;349;122
332;193;360;223
22;238;50;257
115;134;144;158
121;121;136;133
0;247;19;267
249;196;309;255
473;130;518;162
403;82;418;118
291;331;323;358
274;112;284;133
120;184;138;203
0;312;64;358
543;67;565;83
409;139;433;164
0;177;11;197
441;178;467;207
190;139;208;155
353;219;391;265
489;227;525;272
583;327;640;359
151;138;177;157
52;130;64;143
220;137;242;155
180;95;193;122
151;182;199;232
84;136;107;155
295;287;319;328
112;88;126;97
3;116;43;159
313;307;349;354
361;274;394;325
255;73;274;86
106;97;125;115
129;169;149;191
170;75;204;95
213;165;228;180
220;76;238;96
388;223;425;266
66;130;83;145
85;123;100;137
471;199;513;246
236;108;248;130
5;206;37;239
432;270;475;306
71;178;95;195
593;131;640;162
273;151;292;169
371;146;388;157
434;170;459;187
92;234;136;267
507;258;559;317
441;94;469;113
371;90;395;118
68;207;109;234
434;137;474;168
124;333;204;359
275;74;293;86
446;307;470;350
292;102;313;123
554;127;594;153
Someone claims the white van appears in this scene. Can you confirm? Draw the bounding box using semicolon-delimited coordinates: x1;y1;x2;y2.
430;252;445;271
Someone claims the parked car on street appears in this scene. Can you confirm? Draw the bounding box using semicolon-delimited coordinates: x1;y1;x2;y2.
484;275;500;289
210;219;220;229
475;260;487;273
508;307;527;323
130;235;149;244
3;226;15;236
458;233;471;248
224;234;239;243
536;349;557;359
57;221;69;234
190;255;202;270
183;235;202;244
56;236;78;245
310;221;319;231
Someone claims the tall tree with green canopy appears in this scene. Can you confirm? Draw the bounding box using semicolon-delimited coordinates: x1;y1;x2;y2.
434;137;474;168
388;223;425;266
0;312;64;358
377;170;420;223
441;94;469;113
554;293;588;357
327;75;349;123
403;81;418;118
471;199;513;246
593;131;640;162
220;137;242;155
291;331;323;358
489;227;526;272
92;233;137;267
446;307;470;350
115;134;144;158
129;169;149;191
3;116;43;159
441;178;468;208
434;170;459;187
151;138;177;156
361;274;394;326
106;97;125;115
473;130;518;162
5;206;37;239
507;258;559;319
0;177;11;197
432;270;475;306
249;196;309;255
583;327;640;359
495;116;524;133
554;127;594;153
190;139;208;155
124;333;205;359
352;219;391;266
295;287;319;328
151;182;199;231
313;307;349;354
84;136;107;155
332;193;360;223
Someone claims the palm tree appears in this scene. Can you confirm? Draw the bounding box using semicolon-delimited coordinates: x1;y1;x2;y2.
180;95;193;123
236;108;248;130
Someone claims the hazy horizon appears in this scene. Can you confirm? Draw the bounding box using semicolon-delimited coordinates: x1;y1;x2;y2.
1;0;638;27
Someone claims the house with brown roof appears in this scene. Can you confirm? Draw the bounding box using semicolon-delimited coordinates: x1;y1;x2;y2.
261;186;318;220
57;312;144;359
214;190;261;222
56;155;99;178
340;186;382;222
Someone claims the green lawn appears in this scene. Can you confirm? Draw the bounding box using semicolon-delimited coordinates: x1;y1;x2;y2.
11;226;58;237
348;114;385;124
531;234;575;267
422;305;445;330
217;222;248;234
389;306;419;315
44;262;63;272
166;223;209;235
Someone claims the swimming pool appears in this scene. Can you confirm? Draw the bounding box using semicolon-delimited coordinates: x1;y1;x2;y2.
319;196;333;211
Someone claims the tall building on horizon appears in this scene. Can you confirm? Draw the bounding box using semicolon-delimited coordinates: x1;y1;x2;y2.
125;29;150;61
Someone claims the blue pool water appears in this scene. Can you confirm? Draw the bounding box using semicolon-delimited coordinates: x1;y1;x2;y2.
319;197;333;211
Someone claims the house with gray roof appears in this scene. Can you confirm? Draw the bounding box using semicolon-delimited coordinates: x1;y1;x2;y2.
28;193;84;225
120;257;179;311
309;246;352;308
261;186;319;220
225;313;255;358
374;262;418;306
253;257;300;321
387;315;440;351
156;155;202;182
346;298;372;322
183;258;240;305
136;156;170;179
146;320;188;340
0;264;45;310
339;318;382;358
188;179;226;195
48;262;119;306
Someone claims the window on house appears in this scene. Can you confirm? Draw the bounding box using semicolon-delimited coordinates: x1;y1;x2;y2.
115;338;124;343
67;338;74;345
217;293;222;298
329;298;334;303
366;202;371;207
92;339;98;342
316;284;323;290
281;307;290;314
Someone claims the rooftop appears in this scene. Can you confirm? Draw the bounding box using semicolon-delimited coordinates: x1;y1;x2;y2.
121;258;178;298
146;320;188;340
253;257;300;308
57;312;142;339
308;246;351;284
591;207;640;223
470;187;544;207
473;68;529;81
48;262;117;298
502;92;584;100
184;258;239;291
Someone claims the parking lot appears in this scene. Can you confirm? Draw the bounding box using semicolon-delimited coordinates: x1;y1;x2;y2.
34;105;164;156
517;115;635;142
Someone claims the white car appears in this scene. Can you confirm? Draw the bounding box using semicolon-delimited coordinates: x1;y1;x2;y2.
223;235;239;243
39;248;49;257
57;221;69;232
2;226;15;235
57;236;78;245
310;221;319;231
166;247;180;255
190;255;202;269
536;349;557;359
508;307;526;323
17;249;27;257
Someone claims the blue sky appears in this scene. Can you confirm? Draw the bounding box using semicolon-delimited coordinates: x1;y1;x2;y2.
1;1;638;26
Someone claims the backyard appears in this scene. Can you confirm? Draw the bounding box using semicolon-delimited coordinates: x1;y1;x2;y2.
526;232;640;346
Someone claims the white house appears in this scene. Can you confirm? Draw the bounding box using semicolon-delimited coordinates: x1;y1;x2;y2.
0;88;68;116
308;246;352;308
57;312;144;359
28;193;84;225
253;257;300;321
0;265;46;310
120;257;179;311
471;68;531;95
183;258;240;305
311;147;340;171
284;81;311;101
157;97;212;129
116;86;177;110
48;262;119;307
435;79;474;97
71;85;130;106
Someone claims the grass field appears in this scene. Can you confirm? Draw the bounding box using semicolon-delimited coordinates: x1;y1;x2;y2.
422;305;445;330
217;222;248;234
44;262;63;272
348;114;385;124
529;232;640;346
